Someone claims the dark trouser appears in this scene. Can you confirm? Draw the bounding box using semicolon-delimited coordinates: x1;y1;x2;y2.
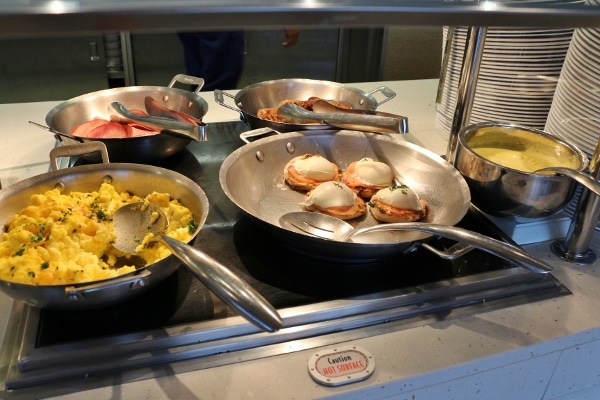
177;31;244;91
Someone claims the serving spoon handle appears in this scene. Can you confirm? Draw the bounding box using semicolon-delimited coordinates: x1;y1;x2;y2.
349;222;553;274
536;167;600;196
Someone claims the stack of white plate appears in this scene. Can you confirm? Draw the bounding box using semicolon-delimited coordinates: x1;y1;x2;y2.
545;27;600;157
437;25;576;134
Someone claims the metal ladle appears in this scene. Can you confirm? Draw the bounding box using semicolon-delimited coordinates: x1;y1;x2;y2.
279;211;552;274
535;167;600;196
276;103;404;134
113;202;283;332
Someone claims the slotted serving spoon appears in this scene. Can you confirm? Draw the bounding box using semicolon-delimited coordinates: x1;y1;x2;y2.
113;202;282;332
279;211;552;274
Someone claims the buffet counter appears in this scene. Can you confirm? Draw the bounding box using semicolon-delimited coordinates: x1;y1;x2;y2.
1;79;600;399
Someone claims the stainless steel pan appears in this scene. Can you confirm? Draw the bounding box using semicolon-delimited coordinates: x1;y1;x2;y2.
219;130;471;261
0;143;208;310
214;78;396;132
45;74;208;163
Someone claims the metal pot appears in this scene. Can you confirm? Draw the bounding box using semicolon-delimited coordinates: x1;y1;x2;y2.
214;78;396;132
454;122;588;219
219;129;471;262
0;143;208;310
45;74;209;163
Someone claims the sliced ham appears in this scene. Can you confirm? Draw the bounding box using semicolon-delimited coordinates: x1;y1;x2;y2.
87;121;131;138
130;126;160;137
70;110;161;139
70;118;109;137
166;109;199;125
147;101;200;125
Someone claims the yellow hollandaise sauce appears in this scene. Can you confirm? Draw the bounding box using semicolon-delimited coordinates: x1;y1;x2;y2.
472;146;580;173
467;128;582;174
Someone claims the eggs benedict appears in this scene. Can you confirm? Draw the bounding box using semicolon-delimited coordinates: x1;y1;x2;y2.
300;181;366;220
341;158;395;199
284;154;341;191
368;184;428;222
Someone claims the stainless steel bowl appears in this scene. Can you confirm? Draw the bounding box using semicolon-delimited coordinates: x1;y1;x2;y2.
454;122;588;219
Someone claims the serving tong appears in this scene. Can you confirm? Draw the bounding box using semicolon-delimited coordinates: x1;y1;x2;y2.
276;101;408;134
109;102;207;142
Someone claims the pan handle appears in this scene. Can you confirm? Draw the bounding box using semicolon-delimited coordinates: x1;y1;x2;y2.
350;222;553;274
368;86;396;107
49;142;110;171
239;127;281;144
168;74;205;95
421;241;474;260
64;269;152;303
159;235;283;332
214;89;245;119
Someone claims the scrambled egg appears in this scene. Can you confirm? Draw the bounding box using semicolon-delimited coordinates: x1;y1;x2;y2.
0;183;195;286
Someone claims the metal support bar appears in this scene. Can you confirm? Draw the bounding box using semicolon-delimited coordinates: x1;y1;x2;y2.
552;138;600;264
445;26;487;164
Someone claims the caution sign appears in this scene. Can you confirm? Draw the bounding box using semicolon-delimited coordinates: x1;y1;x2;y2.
308;345;375;387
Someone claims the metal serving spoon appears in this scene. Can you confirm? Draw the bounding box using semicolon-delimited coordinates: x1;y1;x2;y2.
311;99;409;133
113;202;283;332
109;102;207;142
276;103;404;134
279;211;552;274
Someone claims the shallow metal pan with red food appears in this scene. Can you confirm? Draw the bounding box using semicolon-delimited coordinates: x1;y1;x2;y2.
45;74;208;163
214;78;396;132
0;143;208;310
219;129;471;262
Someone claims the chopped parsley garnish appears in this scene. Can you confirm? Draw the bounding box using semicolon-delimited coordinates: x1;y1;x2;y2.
187;219;198;234
31;224;48;243
14;246;25;257
40;262;49;270
389;184;410;194
58;208;73;223
96;210;107;221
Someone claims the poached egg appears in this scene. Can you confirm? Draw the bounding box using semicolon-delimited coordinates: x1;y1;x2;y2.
301;181;356;209
292;154;338;181
372;185;423;210
352;158;394;186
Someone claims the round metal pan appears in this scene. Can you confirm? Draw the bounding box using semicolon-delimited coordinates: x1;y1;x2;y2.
45;74;209;163
219;130;471;262
214;78;396;132
0;147;208;310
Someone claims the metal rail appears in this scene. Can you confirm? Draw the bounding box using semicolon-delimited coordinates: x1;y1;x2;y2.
0;1;599;38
